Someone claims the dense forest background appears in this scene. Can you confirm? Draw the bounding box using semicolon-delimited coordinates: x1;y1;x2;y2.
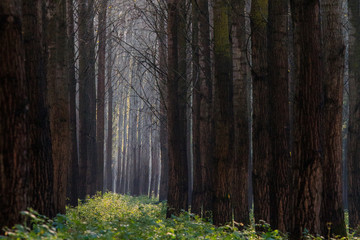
0;0;359;238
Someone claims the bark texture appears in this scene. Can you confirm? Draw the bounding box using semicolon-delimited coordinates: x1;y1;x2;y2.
213;0;234;226
289;0;323;238
320;0;346;237
348;0;360;230
251;0;270;226
166;0;189;217
267;0;290;232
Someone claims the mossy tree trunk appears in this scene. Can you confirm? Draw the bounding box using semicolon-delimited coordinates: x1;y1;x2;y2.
212;0;234;226
251;0;270;226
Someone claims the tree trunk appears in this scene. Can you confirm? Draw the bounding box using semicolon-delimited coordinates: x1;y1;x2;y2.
267;0;290;232
66;0;79;207
251;0;270;226
46;0;70;214
289;1;323;238
78;0;97;199
347;0;360;229
96;0;108;193
212;0;234;225
159;18;169;202
166;0;189;217
231;0;250;226
191;0;202;216
105;30;113;192
320;0;346;237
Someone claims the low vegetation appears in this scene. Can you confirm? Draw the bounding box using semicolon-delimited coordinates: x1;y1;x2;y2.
0;193;355;239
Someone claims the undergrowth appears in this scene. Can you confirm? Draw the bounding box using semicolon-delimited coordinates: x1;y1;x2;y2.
0;193;355;239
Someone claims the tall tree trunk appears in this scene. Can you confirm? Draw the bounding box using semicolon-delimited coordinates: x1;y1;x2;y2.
78;0;97;199
198;0;213;219
66;0;79;207
191;0;202;216
96;0;108;193
166;0;189;217
289;0;323;238
250;0;270;226
347;0;360;229
320;0;346;237
46;0;70;214
23;0;56;218
267;0;290;232
212;0;234;225
158;18;169;202
105;31;113;192
231;0;250;226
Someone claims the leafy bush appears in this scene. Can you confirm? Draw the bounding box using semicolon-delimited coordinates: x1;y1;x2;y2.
0;193;351;239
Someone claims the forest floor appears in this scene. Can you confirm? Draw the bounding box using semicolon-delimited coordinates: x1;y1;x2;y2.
0;193;355;239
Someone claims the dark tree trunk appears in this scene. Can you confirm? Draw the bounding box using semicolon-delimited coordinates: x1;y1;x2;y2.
96;0;108;193
212;0;234;226
66;0;79;207
166;0;189;217
231;0;250;226
0;1;30;230
159;18;169;202
191;0;202;216
105;32;113;192
267;0;290;232
289;0;323;238
251;0;270;226
78;0;97;199
46;0;70;214
23;0;56;218
347;0;360;230
319;0;346;237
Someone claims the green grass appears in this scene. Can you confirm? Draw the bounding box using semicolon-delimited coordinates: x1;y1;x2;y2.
0;193;355;239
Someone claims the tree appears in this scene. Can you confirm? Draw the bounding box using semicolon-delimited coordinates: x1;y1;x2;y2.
166;0;189;217
250;0;270;226
78;0;97;199
212;0;234;225
320;0;346;237
348;0;360;229
0;1;29;230
289;0;323;237
66;0;79;206
96;0;108;193
46;0;70;214
267;0;290;232
23;0;56;217
231;0;250;226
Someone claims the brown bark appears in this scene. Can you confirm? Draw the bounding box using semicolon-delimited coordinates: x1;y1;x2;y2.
166;0;189;217
348;0;360;230
289;0;323;238
231;0;250;226
251;0;270;226
22;0;56;218
159;18;169;202
78;0;97;199
105;33;113;192
46;0;70;214
191;0;202;216
96;0;108;193
267;0;290;232
212;0;234;226
66;0;79;207
320;0;346;237
0;22;27;227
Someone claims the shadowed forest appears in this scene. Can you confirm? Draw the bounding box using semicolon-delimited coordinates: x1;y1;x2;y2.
0;0;359;239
